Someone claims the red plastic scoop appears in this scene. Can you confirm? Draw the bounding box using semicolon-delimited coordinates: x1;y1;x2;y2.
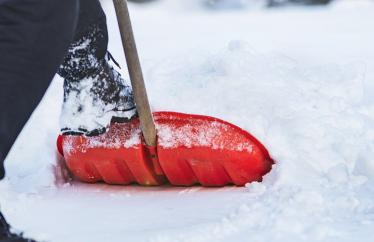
58;112;273;186
57;0;273;187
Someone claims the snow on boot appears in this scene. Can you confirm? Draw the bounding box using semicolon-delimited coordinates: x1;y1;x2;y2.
58;17;136;136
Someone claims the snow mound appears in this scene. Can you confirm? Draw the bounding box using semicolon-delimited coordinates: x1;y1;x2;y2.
148;40;373;180
146;41;374;240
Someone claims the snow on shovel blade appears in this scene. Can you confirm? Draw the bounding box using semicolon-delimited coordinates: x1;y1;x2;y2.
58;112;273;187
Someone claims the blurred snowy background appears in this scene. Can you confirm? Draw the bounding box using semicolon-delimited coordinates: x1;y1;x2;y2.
128;0;362;9
1;0;374;242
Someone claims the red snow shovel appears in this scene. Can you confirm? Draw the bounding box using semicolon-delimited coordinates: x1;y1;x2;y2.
57;0;273;186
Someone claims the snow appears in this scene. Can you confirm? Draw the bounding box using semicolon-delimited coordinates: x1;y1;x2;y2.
1;0;374;241
156;119;253;151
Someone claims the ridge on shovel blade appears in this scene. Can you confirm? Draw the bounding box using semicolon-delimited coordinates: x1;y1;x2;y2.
58;112;273;187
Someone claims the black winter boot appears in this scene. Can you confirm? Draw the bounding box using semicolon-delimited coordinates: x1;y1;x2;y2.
58;1;136;136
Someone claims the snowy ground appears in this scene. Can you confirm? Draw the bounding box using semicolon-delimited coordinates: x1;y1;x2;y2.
1;0;374;241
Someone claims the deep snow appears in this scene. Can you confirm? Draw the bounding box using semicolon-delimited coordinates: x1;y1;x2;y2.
1;0;374;241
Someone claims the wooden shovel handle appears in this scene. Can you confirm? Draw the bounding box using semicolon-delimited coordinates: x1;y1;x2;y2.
113;0;157;147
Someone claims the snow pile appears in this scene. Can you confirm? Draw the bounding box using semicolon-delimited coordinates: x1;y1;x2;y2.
1;1;374;242
145;41;374;241
149;40;373;177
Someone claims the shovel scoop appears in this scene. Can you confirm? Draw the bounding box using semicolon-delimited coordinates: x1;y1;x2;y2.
58;112;273;186
58;0;273;187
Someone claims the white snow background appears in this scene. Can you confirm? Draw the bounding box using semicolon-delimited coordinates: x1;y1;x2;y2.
1;0;374;241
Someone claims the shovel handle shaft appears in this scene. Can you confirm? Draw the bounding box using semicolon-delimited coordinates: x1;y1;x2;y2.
113;0;157;147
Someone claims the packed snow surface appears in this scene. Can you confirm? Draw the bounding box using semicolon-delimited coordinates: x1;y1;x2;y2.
1;0;374;241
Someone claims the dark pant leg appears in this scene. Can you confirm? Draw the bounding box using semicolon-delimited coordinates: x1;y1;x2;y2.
76;0;107;42
58;0;108;84
0;0;79;180
0;1;79;240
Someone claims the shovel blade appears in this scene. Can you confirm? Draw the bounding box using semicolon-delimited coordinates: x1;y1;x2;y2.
59;112;273;186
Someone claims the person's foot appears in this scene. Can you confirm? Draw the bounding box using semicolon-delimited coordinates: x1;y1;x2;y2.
58;19;137;136
60;55;137;136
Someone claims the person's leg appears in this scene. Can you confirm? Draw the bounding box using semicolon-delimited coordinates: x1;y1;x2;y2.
58;0;136;136
0;0;79;180
0;0;78;240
